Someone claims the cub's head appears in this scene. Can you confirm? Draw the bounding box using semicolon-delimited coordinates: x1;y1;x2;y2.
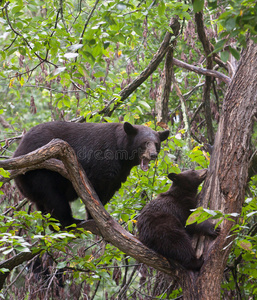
168;169;207;192
123;122;169;171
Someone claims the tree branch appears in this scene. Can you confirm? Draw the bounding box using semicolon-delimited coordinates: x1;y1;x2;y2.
0;139;178;286
172;74;191;148
156;16;180;123
195;11;215;144
173;58;231;84
80;0;100;42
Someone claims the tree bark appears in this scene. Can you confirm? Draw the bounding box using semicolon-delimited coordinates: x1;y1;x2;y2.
180;38;257;299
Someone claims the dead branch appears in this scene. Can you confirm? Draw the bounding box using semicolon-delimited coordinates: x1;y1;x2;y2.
172;58;231;84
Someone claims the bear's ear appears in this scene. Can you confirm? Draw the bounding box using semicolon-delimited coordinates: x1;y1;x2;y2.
159;130;170;142
124;122;138;135
168;173;178;182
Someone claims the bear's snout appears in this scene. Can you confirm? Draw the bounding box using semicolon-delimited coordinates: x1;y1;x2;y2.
150;153;158;160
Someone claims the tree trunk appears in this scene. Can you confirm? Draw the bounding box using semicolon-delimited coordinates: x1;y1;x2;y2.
180;38;257;299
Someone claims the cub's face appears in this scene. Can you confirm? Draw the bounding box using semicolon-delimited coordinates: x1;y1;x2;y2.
168;169;207;191
123;122;169;171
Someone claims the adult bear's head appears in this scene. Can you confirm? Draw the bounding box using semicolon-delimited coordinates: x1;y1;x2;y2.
123;122;169;171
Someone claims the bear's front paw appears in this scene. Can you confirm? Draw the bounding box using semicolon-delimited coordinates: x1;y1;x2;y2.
209;225;221;238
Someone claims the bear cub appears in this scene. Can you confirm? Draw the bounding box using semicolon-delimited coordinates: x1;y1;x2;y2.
137;169;219;271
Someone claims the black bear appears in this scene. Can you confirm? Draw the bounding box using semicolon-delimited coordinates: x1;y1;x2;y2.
13;121;169;227
137;169;219;271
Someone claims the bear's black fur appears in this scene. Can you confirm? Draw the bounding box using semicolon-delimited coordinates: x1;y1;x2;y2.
137;169;219;271
13;121;169;226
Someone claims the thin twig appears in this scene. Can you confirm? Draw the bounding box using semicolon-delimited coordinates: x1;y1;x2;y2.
80;0;100;42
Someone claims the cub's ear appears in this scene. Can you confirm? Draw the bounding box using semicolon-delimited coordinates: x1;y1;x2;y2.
124;122;138;135
159;130;170;142
168;173;178;182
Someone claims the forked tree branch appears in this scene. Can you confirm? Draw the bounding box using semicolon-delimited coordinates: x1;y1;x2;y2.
0;139;178;288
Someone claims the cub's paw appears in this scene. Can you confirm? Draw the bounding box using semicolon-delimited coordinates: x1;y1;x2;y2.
209;225;221;238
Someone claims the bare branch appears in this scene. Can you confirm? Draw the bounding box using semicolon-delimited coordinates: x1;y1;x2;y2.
80;0;100;41
172;74;191;147
173;58;231;84
156;16;180;123
195;11;215;144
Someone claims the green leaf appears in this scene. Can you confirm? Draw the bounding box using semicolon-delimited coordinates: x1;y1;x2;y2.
93;71;105;78
63;97;71;108
0;268;9;274
12;6;23;14
187;210;203;225
186;207;220;226
15;245;31;253
220;51;229;62
158;1;165;16
121;214;129;222
138;100;151;111
0;168;10;178
60;73;71;87
57;261;67;269
193;0;204;13
225;18;236;31
229;47;240;60
214;39;226;52
237;240;252;251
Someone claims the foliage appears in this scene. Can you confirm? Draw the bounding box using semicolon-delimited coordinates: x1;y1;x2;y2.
0;0;257;298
